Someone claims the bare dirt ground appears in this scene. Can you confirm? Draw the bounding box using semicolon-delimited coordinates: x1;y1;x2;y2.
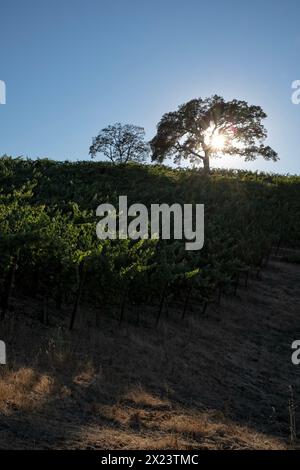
0;253;300;449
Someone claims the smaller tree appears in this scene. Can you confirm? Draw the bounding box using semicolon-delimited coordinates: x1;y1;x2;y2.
89;123;149;164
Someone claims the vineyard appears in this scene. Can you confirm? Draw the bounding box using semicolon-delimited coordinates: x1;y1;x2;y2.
0;155;300;330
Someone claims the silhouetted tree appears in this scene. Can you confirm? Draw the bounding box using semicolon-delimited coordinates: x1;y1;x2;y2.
150;95;278;173
89;123;149;164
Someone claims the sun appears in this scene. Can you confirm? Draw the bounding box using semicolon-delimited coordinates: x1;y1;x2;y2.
210;132;226;150
204;124;226;151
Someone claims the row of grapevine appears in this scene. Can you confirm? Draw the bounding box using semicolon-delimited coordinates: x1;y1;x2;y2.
0;157;299;329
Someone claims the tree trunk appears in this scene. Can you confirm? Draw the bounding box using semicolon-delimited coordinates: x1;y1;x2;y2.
203;152;210;174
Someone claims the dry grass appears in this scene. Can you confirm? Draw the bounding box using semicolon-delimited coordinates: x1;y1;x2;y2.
0;258;299;449
0;367;54;414
122;385;171;409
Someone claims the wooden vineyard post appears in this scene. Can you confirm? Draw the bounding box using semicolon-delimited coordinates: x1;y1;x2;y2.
156;283;168;327
119;277;136;326
69;260;86;331
119;285;129;326
181;286;192;320
135;304;141;327
202;300;208;315
244;269;249;289
263;251;271;268
234;271;240;296
42;296;49;325
31;267;40;299
217;283;222;305
275;236;282;255
0;255;19;321
55;267;63;311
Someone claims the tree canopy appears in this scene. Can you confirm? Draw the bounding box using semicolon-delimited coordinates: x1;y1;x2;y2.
150;95;278;172
90;123;150;164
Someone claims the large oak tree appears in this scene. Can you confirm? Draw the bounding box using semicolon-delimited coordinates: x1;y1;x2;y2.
150;95;278;172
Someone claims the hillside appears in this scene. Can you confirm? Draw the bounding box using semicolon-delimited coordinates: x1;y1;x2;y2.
0;252;299;449
0;156;300;449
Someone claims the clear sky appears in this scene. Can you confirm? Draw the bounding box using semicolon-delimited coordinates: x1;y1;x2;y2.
1;0;300;174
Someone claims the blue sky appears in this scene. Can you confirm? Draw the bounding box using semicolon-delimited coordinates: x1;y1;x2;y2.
1;0;300;173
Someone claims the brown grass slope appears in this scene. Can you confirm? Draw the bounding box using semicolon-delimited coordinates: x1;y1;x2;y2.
0;253;300;450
